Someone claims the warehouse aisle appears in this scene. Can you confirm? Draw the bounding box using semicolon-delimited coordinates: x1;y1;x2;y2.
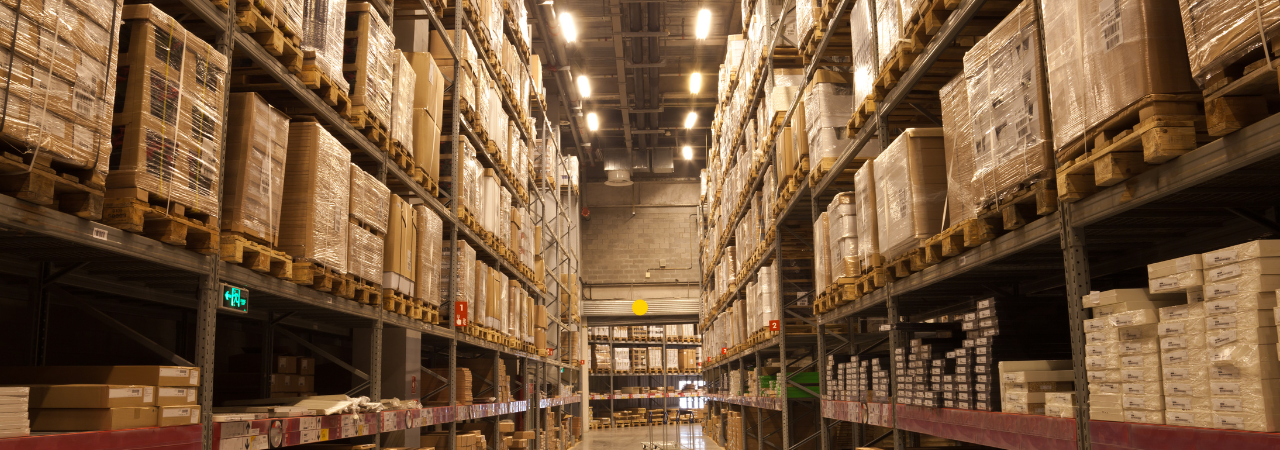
580;425;720;450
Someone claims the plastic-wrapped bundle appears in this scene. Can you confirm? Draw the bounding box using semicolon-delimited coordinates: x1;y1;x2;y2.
594;344;612;370
614;347;631;372
390;50;415;151
346;3;394;126
223;93;289;246
462;149;482;217
480;169;500;233
849;0;877;106
473;262;488;326
828;192;858;279
648;347;662;371
805;81;854;171
1177;0;1280;85
964;1;1052;207
415;206;443;305
349;163;391;233
112;5;226;218
876;0;902;69
1204;240;1280;268
1040;0;1195;156
854;161;879;267
281;122;352;270
759;263;777;330
440;240;476;319
939;75;978;225
302;0;348;92
873;128;947;260
347;221;384;282
498;187;511;245
814;212;830;294
0;0;121;184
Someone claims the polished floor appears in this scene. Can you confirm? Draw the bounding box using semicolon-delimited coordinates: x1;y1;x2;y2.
577;424;721;450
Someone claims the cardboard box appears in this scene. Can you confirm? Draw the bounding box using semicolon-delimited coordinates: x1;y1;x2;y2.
156;387;197;406
349;163;391;234
534;305;548;329
31;407;157;431
276;356;298;374
348;221;385;284
384;194;418;295
29;385;154;408
158;405;200;427
407;52;446;122
0;366;199;387
535;329;547;350
270;374;296;393
280;122;352;270
1149;255;1204;279
299;357;316;375
498;420;514;432
344;3;394;126
221;92;289;245
412;109;442;181
873;128;946;259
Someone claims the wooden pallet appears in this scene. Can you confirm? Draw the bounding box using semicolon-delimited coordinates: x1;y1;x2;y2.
220;233;292;279
230;63;352;118
348;106;392;152
422;303;441;325
387;141;416;181
383;289;411;315
101;189;218;253
291;260;350;296
0;152;104;220
231;0;303;73
979;178;1058;230
802;28;854;66
885;247;929;280
920;218;997;265
1198;35;1280;137
1056;93;1206;164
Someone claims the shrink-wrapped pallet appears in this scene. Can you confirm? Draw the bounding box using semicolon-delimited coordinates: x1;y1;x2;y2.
280;122;352;270
828;192;858;279
964;0;1052;207
346;3;394;126
384;194;417;294
301;0;348;92
0;0;120;184
805;79;854;171
1040;0;1195;156
111;5;226;217
876;0;902;69
390;50;415;150
854;161;879;268
594;344;611;371
349;163;390;233
347;220;383;283
440;240;476;320
1176;0;1280;85
939;75;978;225
222;93;289;245
814;212;830;295
849;0;877;105
614;347;631;372
872;128;946;260
415;205;443;306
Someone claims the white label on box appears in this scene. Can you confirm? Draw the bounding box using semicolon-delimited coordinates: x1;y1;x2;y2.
1210;330;1238;347
1154;276;1181;291
1205;249;1239;266
1206;283;1239;299
1122;369;1146;381
1209;264;1242;281
1164;306;1191;320
164;407;192;417
1162;350;1188;365
1088;333;1109;344
1211;365;1241;379
1167;397;1194;410
1208;315;1238;329
1085;321;1107;332
1121;328;1148;340
160;368;190;378
1159;323;1186;335
1086;345;1108;356
1123;384;1146;395
1098;383;1120;394
1168;411;1197;425
1216;415;1245;429
1166;383;1193;396
1125;397;1147;408
1121;342;1145;353
977;309;991;319
1206;299;1239;314
1161;336;1187;349
1213;398;1243;412
1177;256;1198;272
1122;356;1147;367
299;417;321;431
144;387;154;403
300;430;321;444
159;388;192;403
1210;382;1241;396
1125;410;1149;422
1088;372;1109;382
1087;357;1108;370
108;387;142;398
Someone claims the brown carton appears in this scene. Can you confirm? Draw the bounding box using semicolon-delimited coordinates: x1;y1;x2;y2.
384;194;418;295
276;355;298;374
0;366;199;386
28;385;155;408
221;92;289;245
279;122;352;271
155;387;197;406
407;52;446;122
412;109;442;180
157;405;200;427
31;407;157;431
299;357;316;375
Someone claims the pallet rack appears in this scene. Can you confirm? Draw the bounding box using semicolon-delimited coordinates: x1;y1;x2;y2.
586;329;704;429
0;0;585;447
700;0;1280;450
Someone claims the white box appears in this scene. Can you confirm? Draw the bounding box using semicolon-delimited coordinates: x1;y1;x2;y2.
1149;255;1203;279
1206;292;1278;315
1203;240;1280;268
1151;270;1204;294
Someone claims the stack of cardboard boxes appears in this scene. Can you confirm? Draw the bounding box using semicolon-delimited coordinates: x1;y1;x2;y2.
0;388;26;438
998;361;1074;416
0;366;200;431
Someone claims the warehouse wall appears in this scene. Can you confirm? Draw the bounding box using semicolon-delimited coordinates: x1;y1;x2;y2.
581;181;700;300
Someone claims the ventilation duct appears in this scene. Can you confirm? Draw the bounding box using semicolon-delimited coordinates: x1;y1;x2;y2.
605;169;633;186
631;149;651;173
652;148;674;173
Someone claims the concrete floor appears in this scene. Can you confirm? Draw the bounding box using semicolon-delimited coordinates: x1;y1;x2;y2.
578;424;722;450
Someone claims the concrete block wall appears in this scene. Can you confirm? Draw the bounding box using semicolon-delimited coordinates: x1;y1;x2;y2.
581;181;701;285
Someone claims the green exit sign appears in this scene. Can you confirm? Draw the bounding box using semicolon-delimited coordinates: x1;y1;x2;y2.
221;284;248;313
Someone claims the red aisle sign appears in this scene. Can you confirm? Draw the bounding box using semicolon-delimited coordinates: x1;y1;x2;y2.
721;347;727;355
455;303;468;327
769;320;780;331
548;348;554;355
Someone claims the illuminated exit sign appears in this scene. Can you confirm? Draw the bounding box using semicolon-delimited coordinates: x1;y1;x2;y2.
221;284;249;313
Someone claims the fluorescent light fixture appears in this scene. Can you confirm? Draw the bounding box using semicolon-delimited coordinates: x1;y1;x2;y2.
695;9;711;39
689;73;701;94
561;12;577;42
682;146;693;160
587;112;599;131
684;112;697;129
577;75;591;98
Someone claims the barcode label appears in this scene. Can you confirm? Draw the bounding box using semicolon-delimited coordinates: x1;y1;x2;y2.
1101;0;1122;51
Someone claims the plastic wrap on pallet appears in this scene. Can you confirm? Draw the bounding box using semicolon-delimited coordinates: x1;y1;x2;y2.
0;0;121;181
416;205;443;305
282;122;352;270
498;187;511;245
873;128;946;260
391;50;416;152
481;169;500;233
474;67;489;126
939;74;978;225
302;0;348;92
849;0;877;106
815;212;831;295
828;192;858;279
347;220;384;282
346;3;394;126
273;0;304;41
112;5;225;218
1177;0;1280;85
440;240;476;320
473;262;488;326
462;146;482;217
965;0;1051;208
805;82;854;171
854;161;879;268
876;0;902;70
349;163;391;233
614;347;631;372
1040;0;1196;156
222;93;289;246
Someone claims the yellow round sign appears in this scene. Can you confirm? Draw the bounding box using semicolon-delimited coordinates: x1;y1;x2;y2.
632;299;649;316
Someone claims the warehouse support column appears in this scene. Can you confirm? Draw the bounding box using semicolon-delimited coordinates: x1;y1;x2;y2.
381;327;422;447
197;274;219;450
1060;213;1092;450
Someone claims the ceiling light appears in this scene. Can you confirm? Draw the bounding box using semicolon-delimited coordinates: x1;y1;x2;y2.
689;73;701;94
577;75;591;98
695;9;711;39
682;146;693;160
587;112;599;131
560;12;578;42
684;112;697;129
